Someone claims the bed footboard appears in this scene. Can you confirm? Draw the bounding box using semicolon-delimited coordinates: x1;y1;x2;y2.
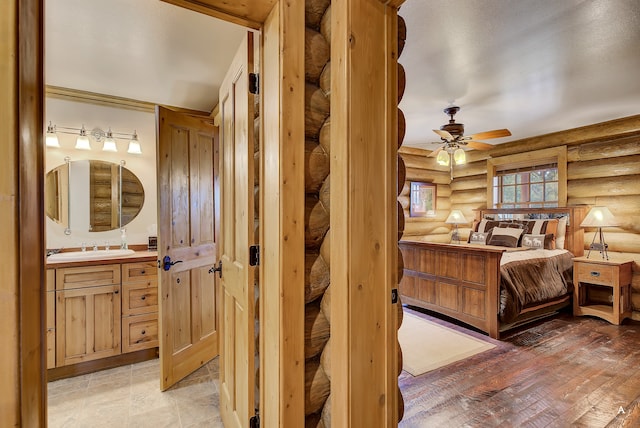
399;241;505;339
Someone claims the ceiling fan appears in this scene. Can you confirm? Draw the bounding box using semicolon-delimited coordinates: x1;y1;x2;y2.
428;106;511;175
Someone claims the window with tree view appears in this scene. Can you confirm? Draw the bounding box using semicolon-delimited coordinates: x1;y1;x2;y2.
493;163;558;208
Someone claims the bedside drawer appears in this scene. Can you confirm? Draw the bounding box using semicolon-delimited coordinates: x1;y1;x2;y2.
575;262;615;286
122;313;158;353
122;262;157;284
122;281;158;316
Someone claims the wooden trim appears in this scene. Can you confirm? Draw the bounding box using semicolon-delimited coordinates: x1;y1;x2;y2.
47;348;158;382
486;146;568;207
0;0;20;425
260;1;306;426
331;0;399;425
46;85;210;116
160;0;262;30
18;0;46;425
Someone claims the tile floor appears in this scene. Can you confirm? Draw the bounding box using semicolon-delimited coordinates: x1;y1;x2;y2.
48;357;223;428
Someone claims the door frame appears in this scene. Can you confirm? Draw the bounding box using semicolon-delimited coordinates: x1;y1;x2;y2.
8;0;402;426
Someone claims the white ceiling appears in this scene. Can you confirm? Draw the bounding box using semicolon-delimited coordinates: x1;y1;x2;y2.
399;0;640;150
45;0;246;112
46;0;640;148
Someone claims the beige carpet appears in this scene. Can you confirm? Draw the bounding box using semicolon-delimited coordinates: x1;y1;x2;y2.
398;312;496;376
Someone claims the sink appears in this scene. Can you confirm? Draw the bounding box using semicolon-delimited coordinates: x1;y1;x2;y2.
47;249;136;262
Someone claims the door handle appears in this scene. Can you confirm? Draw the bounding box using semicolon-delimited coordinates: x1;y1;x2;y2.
208;261;222;278
161;255;183;271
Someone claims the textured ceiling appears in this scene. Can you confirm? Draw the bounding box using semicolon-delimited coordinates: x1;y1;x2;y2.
399;0;640;150
46;0;640;145
45;0;247;112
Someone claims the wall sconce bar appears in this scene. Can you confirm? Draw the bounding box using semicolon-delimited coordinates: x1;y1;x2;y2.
45;121;142;154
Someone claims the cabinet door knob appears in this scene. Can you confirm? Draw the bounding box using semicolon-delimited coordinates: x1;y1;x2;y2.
141;330;146;335
141;270;146;274
114;290;119;294
141;295;146;300
590;271;601;277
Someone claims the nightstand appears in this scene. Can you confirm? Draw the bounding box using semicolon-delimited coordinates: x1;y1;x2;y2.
573;257;633;325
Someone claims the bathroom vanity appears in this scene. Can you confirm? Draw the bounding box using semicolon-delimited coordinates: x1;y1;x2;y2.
46;250;158;379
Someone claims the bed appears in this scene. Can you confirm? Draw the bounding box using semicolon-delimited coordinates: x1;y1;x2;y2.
399;206;587;339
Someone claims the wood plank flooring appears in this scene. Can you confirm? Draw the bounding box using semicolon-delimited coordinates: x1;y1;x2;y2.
399;306;640;428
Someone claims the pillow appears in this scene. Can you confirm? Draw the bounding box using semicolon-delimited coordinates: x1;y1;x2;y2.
476;219;500;233
468;231;490;245
522;233;555;249
488;227;524;248
555;217;568;249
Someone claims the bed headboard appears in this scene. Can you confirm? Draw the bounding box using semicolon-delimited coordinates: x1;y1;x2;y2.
475;206;588;257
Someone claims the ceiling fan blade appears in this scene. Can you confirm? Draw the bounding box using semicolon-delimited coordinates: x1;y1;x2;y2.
466;141;494;150
433;129;453;140
468;129;511;140
428;147;443;158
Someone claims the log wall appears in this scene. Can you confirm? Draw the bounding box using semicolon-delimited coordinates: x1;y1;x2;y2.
305;1;332;425
400;116;640;317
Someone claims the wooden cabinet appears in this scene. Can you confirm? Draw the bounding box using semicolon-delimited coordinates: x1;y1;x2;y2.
573;257;633;325
121;262;159;353
55;264;122;366
48;256;159;369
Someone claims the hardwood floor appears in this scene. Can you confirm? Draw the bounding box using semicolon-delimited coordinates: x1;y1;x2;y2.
399;306;640;428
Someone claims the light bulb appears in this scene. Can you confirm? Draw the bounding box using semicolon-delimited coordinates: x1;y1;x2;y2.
453;148;466;165
436;149;449;166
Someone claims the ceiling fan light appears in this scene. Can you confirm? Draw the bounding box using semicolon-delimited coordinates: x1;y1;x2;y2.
436;150;450;166
454;148;466;165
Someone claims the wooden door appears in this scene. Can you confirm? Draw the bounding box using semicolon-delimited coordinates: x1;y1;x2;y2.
219;32;256;428
157;106;220;390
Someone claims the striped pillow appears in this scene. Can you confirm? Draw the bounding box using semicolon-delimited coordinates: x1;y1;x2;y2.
487;227;524;248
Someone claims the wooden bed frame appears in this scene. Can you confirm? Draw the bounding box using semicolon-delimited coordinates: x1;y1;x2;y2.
399;206;587;339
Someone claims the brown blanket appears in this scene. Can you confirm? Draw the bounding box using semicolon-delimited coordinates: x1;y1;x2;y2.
499;251;574;323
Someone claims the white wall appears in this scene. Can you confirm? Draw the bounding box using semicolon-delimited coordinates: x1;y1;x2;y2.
45;97;157;250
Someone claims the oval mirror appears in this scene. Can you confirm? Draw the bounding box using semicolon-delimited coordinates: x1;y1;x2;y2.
45;160;145;233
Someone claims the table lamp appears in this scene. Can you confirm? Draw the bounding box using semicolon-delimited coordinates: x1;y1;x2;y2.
580;206;618;259
445;210;467;244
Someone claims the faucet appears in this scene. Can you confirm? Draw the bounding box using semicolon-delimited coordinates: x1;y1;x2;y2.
92;242;98;251
81;242;87;252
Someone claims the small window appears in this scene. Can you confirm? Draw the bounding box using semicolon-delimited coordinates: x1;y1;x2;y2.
486;146;567;208
493;164;558;208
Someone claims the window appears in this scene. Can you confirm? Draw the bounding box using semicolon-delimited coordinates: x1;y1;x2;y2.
493;163;558;208
486;146;567;208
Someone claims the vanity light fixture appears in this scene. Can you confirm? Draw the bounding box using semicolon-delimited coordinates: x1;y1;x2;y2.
45;121;141;153
45;121;60;147
102;128;118;152
127;131;142;154
75;125;91;150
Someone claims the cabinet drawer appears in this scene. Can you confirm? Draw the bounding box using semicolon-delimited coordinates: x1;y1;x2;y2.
575;262;615;286
122;262;157;284
122;313;158;353
56;264;120;290
122;281;158;316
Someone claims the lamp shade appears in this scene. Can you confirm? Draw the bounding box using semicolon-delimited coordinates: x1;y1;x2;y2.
45;121;60;148
102;128;117;152
75;126;91;150
580;206;618;227
453;148;466;165
436;149;449;166
127;131;142;154
445;209;467;225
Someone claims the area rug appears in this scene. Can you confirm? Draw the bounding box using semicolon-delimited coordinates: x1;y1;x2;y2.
398;312;496;376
